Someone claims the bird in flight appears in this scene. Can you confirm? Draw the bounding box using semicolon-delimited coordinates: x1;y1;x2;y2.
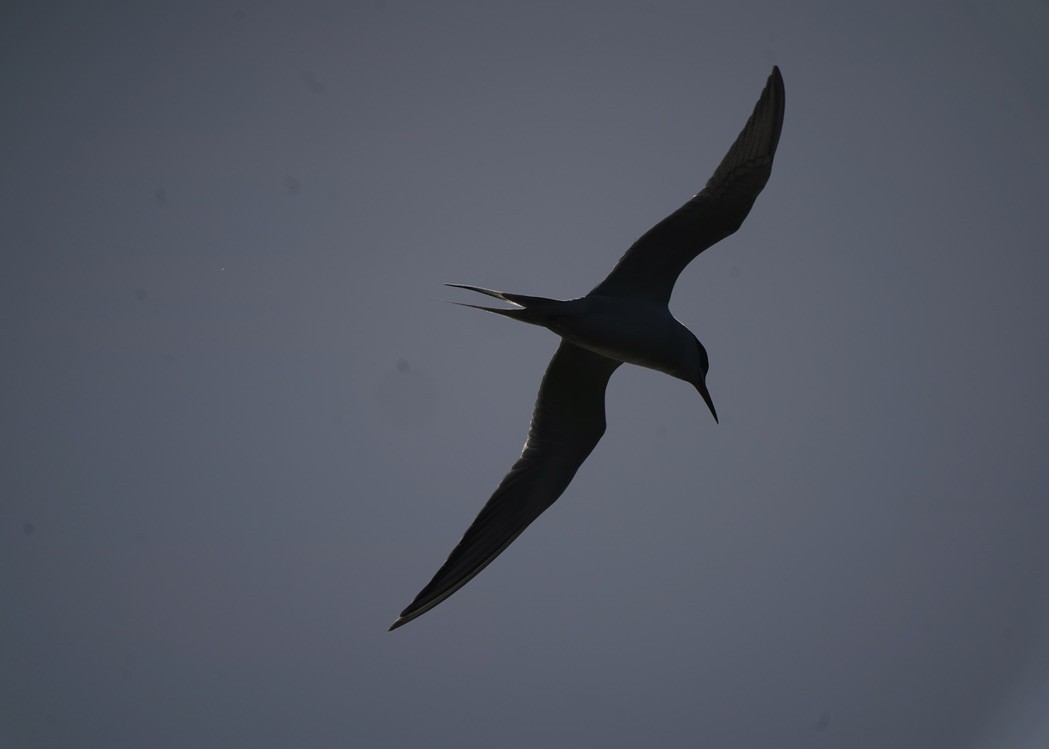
390;66;785;630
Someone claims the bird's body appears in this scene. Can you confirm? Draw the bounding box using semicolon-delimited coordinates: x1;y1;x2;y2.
551;296;702;379
457;290;703;382
390;66;785;630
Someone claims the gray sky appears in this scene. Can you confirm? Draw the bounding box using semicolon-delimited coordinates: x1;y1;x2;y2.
3;1;1049;747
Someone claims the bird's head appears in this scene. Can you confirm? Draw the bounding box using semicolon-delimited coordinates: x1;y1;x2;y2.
690;336;718;424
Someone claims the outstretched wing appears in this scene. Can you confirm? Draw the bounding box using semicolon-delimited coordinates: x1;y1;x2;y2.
589;66;785;304
390;341;621;630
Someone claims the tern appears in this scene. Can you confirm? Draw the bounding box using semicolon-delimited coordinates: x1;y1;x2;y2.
390;66;784;630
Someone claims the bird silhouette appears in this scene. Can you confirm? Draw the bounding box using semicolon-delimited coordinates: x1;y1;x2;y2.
391;66;785;630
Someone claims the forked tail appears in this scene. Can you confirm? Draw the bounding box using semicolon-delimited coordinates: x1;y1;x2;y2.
444;284;564;325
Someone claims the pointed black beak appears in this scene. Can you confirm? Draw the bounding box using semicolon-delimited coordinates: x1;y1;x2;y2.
695;380;718;424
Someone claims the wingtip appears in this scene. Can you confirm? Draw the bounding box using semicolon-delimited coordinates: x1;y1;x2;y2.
766;66;785;104
769;66;785;100
388;602;430;631
388;604;417;631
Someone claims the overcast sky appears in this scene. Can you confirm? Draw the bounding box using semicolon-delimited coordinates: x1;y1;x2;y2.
3;1;1049;747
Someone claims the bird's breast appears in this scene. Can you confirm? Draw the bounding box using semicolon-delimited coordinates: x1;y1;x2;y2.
548;296;692;378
